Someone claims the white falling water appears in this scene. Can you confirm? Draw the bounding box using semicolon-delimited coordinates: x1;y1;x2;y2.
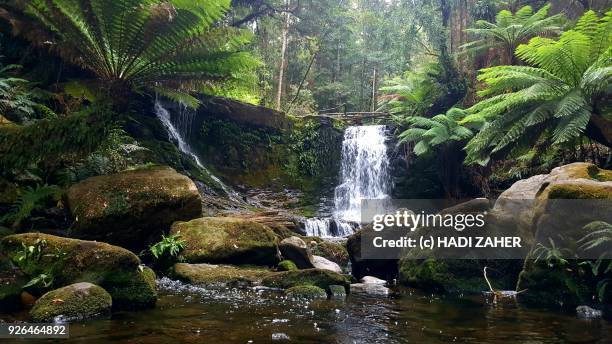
304;125;390;237
154;100;243;202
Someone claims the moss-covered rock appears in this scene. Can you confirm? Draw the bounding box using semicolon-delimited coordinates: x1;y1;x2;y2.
172;263;272;286
278;260;298;271
309;239;349;267
285;285;327;299
66;166;202;251
171;217;279;266
0;233;156;309
261;269;350;292
279;236;312;269
29;282;111;322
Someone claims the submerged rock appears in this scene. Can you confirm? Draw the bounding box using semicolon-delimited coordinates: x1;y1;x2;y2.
29;282;111;322
172;263;272;287
285;285;327;299
262;269;350;292
311;255;343;274
67;166;202;251
328;284;347;299
0;233;157;309
279;236;313;269
171;217;279;266
576;305;603;319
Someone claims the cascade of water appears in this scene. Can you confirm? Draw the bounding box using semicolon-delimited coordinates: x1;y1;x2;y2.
304;125;390;238
154;100;243;203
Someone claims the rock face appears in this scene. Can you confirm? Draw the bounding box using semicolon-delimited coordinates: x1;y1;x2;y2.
30;282;112;322
279;236;313;269
0;233;157;309
67;166;202;251
261;269;350;292
172;263;272;287
171;217;279;266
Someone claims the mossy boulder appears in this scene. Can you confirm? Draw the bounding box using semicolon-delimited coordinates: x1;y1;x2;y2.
279;236;313;269
261;269;350;292
285;285;327;299
29;282;111;322
278;260;298;271
171;217;279;266
172;263;273;286
67;166;202;251
0;233;157;309
308;239;349;267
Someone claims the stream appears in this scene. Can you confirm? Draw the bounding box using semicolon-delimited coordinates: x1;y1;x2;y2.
2;278;610;343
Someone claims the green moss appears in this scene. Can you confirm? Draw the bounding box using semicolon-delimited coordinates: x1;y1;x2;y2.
285;285;327;299
172;217;279;266
172;263;273;286
261;269;350;292
309;239;349;267
516;261;591;307
547;183;612;199
103;267;157;310
278;260;298;272
29;283;112;322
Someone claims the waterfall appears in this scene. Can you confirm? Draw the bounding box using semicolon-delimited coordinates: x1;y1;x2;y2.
154;100;243;203
304;125;390;237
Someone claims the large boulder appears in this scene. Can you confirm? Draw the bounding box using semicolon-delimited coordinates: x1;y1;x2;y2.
171;217;279;266
172;263;272;287
30;282;112;322
311;255;343;274
262;269;350;292
279;236;313;269
0;233;157;309
347;228;398;280
67;166;202;251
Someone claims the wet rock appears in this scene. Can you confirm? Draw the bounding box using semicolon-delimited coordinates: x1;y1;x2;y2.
262;269;350;292
277;260;298;272
328;284;347;299
0;233;157;309
279;236;313;269
576;305;602;319
311;255;342;274
172;263;272;287
171;217;279;266
285;285;327;299
347;228;398;280
67;166;202;251
30;282;111;322
360;276;386;284
350;283;390;296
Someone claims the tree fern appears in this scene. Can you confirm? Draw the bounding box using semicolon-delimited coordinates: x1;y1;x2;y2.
463;10;612;165
461;4;564;64
13;0;259;108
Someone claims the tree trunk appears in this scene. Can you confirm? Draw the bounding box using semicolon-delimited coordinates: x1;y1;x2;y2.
371;68;377;112
275;0;290;111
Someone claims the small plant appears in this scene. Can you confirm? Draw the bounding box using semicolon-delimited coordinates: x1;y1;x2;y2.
22;273;53;289
1;185;63;228
14;238;66;291
530;238;572;268
150;233;186;260
578;221;612;302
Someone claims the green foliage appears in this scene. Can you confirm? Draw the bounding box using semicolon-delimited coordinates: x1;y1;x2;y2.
461;4;564;64
397;108;474;156
463;10;612;165
531;238;572;268
286;119;342;179
150;233;186;260
1;185;63;228
578;221;612;302
22;0;259;107
13;238;66;290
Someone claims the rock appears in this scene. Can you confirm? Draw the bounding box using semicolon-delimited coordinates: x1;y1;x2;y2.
308;239;349;267
360;276;386;285
279;236;313;269
262;269;350;292
1;233;157;309
172;263;272;287
350;283;390;296
171;217;279;266
278;260;298;272
576;305;602;319
285;285;327;299
0;252;25;311
347;228;398;280
20;291;36;308
328;284;347;299
311;255;343;274
29;282;112;322
67;166;202;251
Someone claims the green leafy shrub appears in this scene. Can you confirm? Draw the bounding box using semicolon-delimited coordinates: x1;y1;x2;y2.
1;185;62;228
